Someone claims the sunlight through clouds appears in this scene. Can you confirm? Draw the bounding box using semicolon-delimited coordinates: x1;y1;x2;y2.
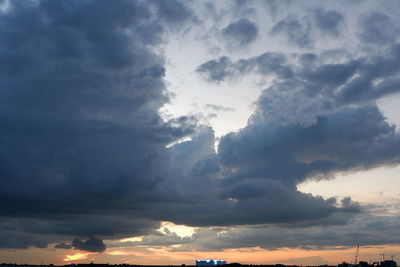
63;253;89;262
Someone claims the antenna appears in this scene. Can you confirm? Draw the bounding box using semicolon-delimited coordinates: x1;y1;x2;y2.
354;245;360;265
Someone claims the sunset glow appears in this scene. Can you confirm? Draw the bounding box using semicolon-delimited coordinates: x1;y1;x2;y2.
63;253;90;262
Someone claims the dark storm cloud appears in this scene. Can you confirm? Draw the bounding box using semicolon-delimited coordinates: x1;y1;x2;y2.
0;201;164;251
0;216;159;238
0;232;49;250
72;237;106;253
0;215;160;250
222;19;258;47
270;16;312;48
0;0;196;251
147;176;360;227
138;126;362;228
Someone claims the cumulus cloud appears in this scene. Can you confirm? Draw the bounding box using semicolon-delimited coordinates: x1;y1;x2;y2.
196;45;400;204
193;8;400;236
222;105;400;184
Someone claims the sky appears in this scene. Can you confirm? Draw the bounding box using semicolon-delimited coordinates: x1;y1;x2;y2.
1;0;400;265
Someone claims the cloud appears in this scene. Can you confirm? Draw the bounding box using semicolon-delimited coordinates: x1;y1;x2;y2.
193;24;400;230
218;104;400;192
210;214;400;250
0;215;160;250
314;9;344;36
54;242;72;249
125;212;400;252
358;12;400;45
205;104;235;112
72;237;106;253
270;16;312;48
152;0;198;27
0;0;196;250
198;43;400;107
110;228;192;248
197;56;235;82
269;8;344;48
197;52;293;82
222;18;258;48
1;0;400;254
0;231;49;250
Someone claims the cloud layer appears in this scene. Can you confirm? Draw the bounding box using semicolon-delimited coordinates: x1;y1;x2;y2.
0;0;195;250
0;0;400;255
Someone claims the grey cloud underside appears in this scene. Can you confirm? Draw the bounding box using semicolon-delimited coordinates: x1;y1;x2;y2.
270;16;313;48
358;12;400;45
205;104;235;112
269;8;345;48
71;237;106;253
1;0;400;253
222;18;258;48
123;214;400;252
313;9;344;36
55;237;106;252
197;44;400;106
197;53;293;82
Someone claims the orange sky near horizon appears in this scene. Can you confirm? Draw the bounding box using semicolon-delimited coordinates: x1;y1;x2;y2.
1;244;399;266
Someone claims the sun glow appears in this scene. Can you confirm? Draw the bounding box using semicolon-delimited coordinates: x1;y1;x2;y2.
107;250;131;256
63;253;89;262
158;221;197;237
119;236;143;242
